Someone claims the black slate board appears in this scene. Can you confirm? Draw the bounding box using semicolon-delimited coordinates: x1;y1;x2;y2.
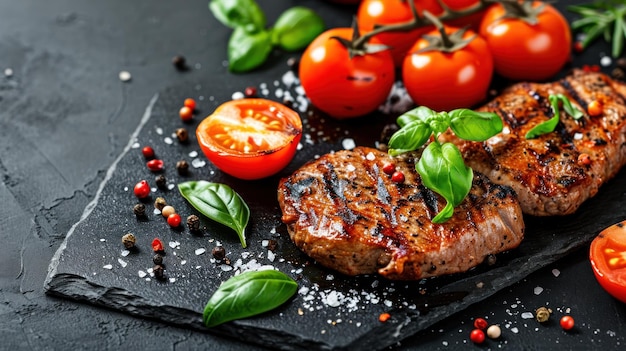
43;66;626;350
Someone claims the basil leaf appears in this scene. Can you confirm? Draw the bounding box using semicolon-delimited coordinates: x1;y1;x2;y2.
227;26;272;73
397;106;438;127
272;7;325;51
448;109;503;141
416;142;473;224
388;120;432;156
178;181;249;248
209;0;266;30
203;270;297;327
525;94;583;139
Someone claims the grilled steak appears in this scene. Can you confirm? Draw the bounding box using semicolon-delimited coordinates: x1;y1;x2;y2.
441;69;626;216
278;147;524;280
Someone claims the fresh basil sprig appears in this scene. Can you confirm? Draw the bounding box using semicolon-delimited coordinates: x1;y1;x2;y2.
388;107;502;223
178;181;249;248
209;0;324;72
569;1;626;58
203;270;297;327
525;94;584;139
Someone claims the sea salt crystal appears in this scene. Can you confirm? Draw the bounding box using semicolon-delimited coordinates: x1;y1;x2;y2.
282;70;297;87
267;250;275;262
181;260;187;265
323;290;343;307
552;269;561;277
346;164;356;172
195;248;206;255
169;241;180;249
118;71;132;82
600;56;612;67
220;264;233;271
167;184;175;190
169;277;176;283
510;327;519;334
103;264;113;270
366;152;375;161
342;138;356;150
232;91;244;100
326;274;334;281
121;250;130;257
522;312;534;319
191;158;206;168
164;137;173;144
118;258;128;268
574;133;583;140
188;150;198;157
4;68;13;77
138;270;147;278
534;286;544;295
100;238;106;242
154;208;161;215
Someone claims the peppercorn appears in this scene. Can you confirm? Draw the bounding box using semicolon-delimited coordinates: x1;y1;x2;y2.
578;153;592;166
133;203;146;218
187;214;200;232
153;264;165;280
153;253;163;265
612;67;625;81
122;233;136;249
155;174;167;189
266;239;277;252
616;57;626;70
175;128;188;143
486;325;501;339
154;197;167;211
176;159;189;175
244;86;257;98
212;246;226;260
172;55;187;70
161;205;176;218
486;254;497;266
535;306;552;323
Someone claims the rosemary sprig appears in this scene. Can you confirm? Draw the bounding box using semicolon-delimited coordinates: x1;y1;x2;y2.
569;1;626;58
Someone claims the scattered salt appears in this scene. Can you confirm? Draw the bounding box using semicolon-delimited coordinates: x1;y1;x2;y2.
181;260;187;265
118;71;132;82
121;250;130;257
169;241;180;249
138;270;147;278
342;138;356;150
267;250;276;262
118;258;128;268
164;136;173;144
552;269;561;277
188;150;198;157
365;152;375;161
191;158;206;168
100;238;106;242
4;68;13;77
169;277;176;283
103;264;113;270
232;91;244;100
600;56;612;67
522;312;534;319
534;286;544;295
195;248;206;255
155;127;163;135
510;327;519;334
346;164;356;172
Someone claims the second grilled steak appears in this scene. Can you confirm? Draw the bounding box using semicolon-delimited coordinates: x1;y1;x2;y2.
278;147;524;280
442;69;626;216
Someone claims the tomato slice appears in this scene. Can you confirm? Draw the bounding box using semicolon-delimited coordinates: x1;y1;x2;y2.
196;98;302;180
590;221;626;303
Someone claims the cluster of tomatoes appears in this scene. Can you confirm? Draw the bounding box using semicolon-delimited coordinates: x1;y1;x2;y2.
303;0;572;118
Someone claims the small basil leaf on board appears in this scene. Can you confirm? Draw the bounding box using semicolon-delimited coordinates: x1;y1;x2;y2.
554;94;584;120
449;109;503;141
416;142;473;223
227;26;272;73
203;270;298;327
387;120;432;156
178;181;249;248
209;0;266;30
271;7;324;51
396;106;438;127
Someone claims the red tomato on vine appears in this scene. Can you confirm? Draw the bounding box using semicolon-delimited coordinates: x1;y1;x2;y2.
299;26;395;119
479;1;571;81
402;25;493;111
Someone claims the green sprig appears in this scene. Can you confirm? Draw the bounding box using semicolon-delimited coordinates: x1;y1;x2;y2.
569;1;626;58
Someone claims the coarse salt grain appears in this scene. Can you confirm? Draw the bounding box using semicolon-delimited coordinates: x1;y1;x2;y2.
155;127;163;135
346;164;356;172
600;56;612;67
342;138;356;150
121;250;130;257
169;241;180;249
366;152;375;161
267;250;276;262
232;91;244;100
188;151;198;157
138;270;147;278
534;286;544;295
169;277;176;283
552;268;561;277
192;158;206;168
522;312;534;319
181;260;187;265
100;238;106;242
118;258;128;268
164;137;173;144
118;71;132;82
195;248;206;255
103;264;113;270
4;68;13;77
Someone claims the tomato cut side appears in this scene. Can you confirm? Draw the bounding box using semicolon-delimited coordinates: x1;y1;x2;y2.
590;221;626;303
196;99;302;180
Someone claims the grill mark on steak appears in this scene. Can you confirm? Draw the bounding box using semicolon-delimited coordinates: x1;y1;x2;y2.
442;69;626;216
278;147;524;280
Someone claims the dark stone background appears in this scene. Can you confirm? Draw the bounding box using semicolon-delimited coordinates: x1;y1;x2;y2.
1;0;624;350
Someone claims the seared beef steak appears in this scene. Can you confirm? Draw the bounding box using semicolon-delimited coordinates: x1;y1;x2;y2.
443;69;626;216
278;147;524;280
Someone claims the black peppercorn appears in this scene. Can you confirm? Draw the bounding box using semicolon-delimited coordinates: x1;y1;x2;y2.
176;128;188;143
155;174;167;189
176;160;189;175
153;253;163;265
212;246;226;260
266;239;277;252
187;214;200;232
616;57;626;70
133;203;146;218
153;264;165;280
172;55;187;71
612;67;625;81
154;197;167;211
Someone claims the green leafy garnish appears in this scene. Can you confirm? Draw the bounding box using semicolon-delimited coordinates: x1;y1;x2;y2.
178;181;249;248
569;1;626;58
209;0;324;72
525;94;584;139
203;270;297;327
388;107;502;223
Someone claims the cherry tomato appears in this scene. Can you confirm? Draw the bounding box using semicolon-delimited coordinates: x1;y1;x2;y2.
133;180;151;199
589;220;626;303
357;0;439;67
299;27;395;119
179;106;193;122
560;315;575;330
402;26;493;111
479;1;571;81
196;98;302;180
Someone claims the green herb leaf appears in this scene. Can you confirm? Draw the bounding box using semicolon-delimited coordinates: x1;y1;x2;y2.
209;0;266;30
448;109;503;141
272;7;325;51
525;94;584;139
227;26;273;73
388;120;432;156
416;142;473;223
178;181;250;248
203;270;297;327
396;106;438;127
568;2;626;57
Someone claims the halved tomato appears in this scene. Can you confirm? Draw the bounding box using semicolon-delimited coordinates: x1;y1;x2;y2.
590;221;626;303
196;99;302;180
